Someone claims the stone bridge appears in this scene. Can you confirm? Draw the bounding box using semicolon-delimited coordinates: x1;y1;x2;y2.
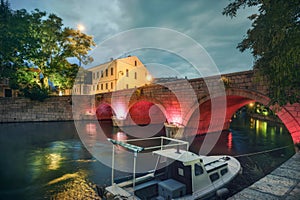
77;70;300;143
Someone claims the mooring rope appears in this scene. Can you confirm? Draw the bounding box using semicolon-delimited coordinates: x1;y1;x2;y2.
233;144;293;158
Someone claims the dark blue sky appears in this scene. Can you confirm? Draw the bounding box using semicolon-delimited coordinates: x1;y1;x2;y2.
10;0;258;78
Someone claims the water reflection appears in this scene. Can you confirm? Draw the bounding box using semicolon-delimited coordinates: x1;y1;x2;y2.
229;116;293;155
0;117;295;199
0;122;110;200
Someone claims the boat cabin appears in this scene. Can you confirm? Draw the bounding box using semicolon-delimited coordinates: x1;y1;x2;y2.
105;137;240;200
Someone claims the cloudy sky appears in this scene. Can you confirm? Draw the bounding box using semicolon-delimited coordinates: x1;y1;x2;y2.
10;0;258;78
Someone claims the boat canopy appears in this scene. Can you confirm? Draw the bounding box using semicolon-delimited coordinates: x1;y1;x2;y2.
107;136;189;152
153;148;202;165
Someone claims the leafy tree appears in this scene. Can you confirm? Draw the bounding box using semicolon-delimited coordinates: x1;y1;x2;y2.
0;0;95;100
0;1;30;79
223;0;300;105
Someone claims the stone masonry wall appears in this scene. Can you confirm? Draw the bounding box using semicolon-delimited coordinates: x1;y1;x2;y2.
0;96;73;123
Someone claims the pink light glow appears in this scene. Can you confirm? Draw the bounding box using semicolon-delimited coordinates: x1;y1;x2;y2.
111;102;127;119
116;132;127;141
227;132;233;150
167;114;182;125
85;108;95;115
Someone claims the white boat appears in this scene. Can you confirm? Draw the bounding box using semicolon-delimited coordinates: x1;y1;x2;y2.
101;136;241;200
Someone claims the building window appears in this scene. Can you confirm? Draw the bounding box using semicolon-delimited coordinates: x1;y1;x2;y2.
134;72;137;79
134;61;137;66
97;72;99;78
93;73;95;79
101;84;103;90
126;69;129;77
111;82;113;90
93;85;95;91
101;70;103;77
106;83;108;89
126;84;128;89
97;84;99;90
106;69;108;77
111;67;114;76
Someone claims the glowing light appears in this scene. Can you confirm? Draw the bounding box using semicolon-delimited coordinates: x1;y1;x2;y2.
146;74;152;82
249;102;254;107
59;91;63;96
262;109;268;116
116;131;127;141
250;118;255;129
227;132;233;150
168;114;182;125
256;120;267;136
47;172;79;185
46;153;63;170
85;109;94;115
112;102;127;119
77;24;85;31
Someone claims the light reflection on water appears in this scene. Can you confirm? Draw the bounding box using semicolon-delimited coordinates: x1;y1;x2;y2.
0;122;109;200
0;117;295;199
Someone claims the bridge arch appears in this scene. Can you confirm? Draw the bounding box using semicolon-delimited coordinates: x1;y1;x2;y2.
126;99;167;125
95;102;114;120
186;88;300;143
226;88;300;143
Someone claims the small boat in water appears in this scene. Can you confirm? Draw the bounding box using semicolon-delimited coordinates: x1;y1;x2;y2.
101;136;241;200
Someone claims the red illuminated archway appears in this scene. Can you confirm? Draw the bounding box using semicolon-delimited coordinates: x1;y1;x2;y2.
126;100;166;125
186;88;300;143
95;103;114;120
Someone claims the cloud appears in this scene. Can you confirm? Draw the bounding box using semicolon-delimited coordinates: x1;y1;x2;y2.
9;0;257;78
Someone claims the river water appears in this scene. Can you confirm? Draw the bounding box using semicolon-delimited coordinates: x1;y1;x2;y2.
0;116;295;199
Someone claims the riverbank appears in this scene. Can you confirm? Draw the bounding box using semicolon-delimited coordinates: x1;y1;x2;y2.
248;112;283;124
228;151;300;199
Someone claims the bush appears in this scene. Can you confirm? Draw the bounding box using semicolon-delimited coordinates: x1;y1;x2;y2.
22;84;49;101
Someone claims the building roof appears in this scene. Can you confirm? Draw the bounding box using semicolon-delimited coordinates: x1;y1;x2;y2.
87;60;114;71
86;55;143;71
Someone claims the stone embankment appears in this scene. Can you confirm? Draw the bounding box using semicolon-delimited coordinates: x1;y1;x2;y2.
0;96;74;122
228;151;300;200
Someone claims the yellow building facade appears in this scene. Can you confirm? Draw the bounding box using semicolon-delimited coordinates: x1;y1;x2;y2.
88;56;151;94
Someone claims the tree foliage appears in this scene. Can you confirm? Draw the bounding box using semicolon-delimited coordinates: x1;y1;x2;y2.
0;0;95;100
223;0;300;105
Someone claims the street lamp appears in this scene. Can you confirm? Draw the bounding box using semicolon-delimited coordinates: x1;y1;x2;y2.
77;24;85;32
146;74;152;83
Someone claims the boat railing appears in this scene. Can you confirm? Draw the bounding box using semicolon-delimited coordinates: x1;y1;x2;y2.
107;136;189;194
108;136;189;151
